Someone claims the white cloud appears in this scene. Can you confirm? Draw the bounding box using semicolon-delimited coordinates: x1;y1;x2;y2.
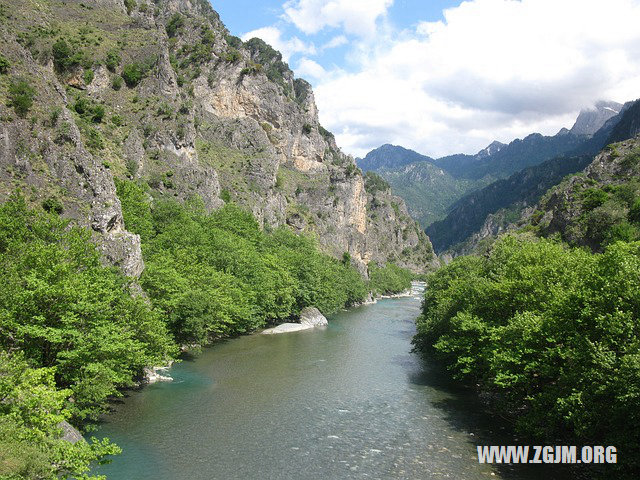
283;0;393;37
311;0;640;158
241;26;316;62
321;35;348;50
295;57;327;79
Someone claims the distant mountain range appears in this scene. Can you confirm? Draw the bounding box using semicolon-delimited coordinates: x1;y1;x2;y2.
357;100;638;252
427;99;639;253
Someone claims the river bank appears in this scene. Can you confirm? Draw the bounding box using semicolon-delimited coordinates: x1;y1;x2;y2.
90;290;563;480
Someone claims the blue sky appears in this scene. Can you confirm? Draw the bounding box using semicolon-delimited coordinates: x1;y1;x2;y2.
210;0;640;158
213;0;460;74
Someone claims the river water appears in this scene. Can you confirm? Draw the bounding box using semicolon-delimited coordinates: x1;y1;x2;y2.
93;286;565;480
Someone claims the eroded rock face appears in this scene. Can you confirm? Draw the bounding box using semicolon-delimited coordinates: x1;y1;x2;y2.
0;0;437;275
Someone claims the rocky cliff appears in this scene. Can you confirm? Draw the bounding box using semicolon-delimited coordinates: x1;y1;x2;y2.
0;0;435;273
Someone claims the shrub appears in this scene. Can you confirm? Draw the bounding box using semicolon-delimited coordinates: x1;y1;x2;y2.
0;54;9;74
8;78;35;117
83;68;94;84
363;171;390;194
73;96;104;123
122;63;143;87
124;0;136;14
581;187;609;211
52;38;82;72
105;49;120;72
111;114;124;127
165;13;184;38
112;75;123;90
41;196;63;214
85;127;104;150
224;48;241;63
629;198;640;224
302;123;312;135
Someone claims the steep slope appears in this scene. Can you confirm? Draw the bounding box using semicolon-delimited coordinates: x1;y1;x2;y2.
427;154;593;254
0;0;435;273
519;135;640;251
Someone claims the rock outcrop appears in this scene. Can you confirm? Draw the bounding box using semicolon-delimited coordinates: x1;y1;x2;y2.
0;0;435;274
299;307;328;327
262;306;328;334
57;421;85;444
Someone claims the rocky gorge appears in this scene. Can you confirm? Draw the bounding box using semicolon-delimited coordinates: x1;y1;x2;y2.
0;0;436;275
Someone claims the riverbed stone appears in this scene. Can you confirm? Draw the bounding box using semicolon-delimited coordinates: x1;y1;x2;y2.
143;366;173;383
261;323;314;334
299;307;328;327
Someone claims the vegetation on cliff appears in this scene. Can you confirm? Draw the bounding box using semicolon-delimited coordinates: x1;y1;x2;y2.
0;188;414;478
0;195;168;479
116;180;373;345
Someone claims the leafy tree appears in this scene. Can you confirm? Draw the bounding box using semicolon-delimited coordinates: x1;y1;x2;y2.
369;262;413;295
414;234;640;476
0;195;176;423
0;351;121;480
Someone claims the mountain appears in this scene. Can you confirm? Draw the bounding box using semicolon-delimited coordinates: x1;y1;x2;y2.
434;130;589;180
569;100;623;135
520;134;640;251
357;144;434;172
426;154;594;254
427;99;640;254
476;140;506;158
369;161;492;227
357;145;491;226
357;123;595;229
0;0;436;273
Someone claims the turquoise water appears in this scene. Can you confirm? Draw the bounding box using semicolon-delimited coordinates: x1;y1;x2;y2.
92;293;566;479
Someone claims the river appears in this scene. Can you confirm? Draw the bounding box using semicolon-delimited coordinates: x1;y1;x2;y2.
93;285;565;479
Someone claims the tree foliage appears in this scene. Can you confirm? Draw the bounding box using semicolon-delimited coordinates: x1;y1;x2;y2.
116;181;371;345
414;234;640;476
368;262;412;295
0;195;175;425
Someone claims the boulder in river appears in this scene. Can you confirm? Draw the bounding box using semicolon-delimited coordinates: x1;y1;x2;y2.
299;307;328;327
261;323;314;334
143;366;173;383
262;307;328;334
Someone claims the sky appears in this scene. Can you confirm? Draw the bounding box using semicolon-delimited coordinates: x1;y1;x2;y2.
211;0;640;159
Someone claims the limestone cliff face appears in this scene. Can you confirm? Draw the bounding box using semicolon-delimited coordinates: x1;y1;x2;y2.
0;0;436;273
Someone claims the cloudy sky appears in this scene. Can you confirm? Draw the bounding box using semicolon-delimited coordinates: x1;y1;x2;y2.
212;0;640;158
